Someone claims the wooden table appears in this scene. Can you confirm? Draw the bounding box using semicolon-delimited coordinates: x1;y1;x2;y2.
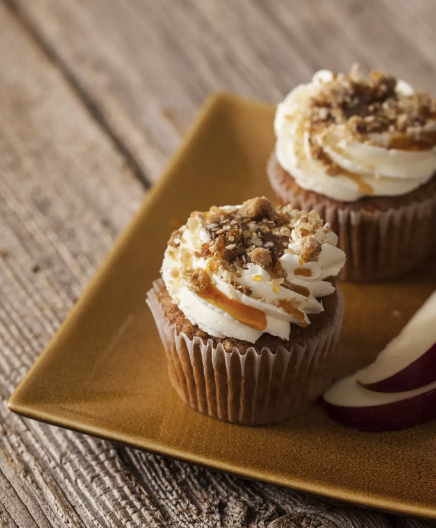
1;1;435;526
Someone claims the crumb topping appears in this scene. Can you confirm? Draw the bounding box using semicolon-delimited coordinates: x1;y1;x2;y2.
249;247;273;268
308;65;436;153
168;228;183;248
169;197;334;292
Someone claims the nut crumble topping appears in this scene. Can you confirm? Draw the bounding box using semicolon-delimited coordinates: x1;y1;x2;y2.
308;65;436;152
238;196;275;219
168;229;183;248
249;247;273;268
170;197;333;293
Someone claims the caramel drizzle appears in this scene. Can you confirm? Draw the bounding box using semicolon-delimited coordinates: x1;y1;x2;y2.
197;283;267;331
294;268;312;277
275;299;305;322
283;282;310;297
389;133;436;151
343;173;374;195
205;261;219;272
312;143;374;195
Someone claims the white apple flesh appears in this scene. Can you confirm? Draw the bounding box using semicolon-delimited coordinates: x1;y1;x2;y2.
324;372;436;432
357;290;436;393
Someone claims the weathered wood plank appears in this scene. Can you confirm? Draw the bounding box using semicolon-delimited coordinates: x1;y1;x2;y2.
0;467;42;528
7;0;436;184
0;3;164;527
0;0;434;526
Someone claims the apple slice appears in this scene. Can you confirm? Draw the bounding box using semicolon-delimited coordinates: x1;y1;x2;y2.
357;290;436;393
324;372;436;432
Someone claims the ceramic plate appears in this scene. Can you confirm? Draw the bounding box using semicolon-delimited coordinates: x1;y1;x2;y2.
9;93;436;519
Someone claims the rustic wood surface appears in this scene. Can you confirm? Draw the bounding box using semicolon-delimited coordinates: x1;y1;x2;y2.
1;0;436;526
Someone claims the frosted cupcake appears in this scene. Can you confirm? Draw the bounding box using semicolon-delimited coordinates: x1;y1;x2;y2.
147;197;346;425
268;66;436;281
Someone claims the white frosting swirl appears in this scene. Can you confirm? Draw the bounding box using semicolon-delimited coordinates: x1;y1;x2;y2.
162;204;345;344
275;70;436;202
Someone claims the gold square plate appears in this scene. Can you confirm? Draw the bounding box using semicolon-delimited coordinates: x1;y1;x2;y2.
9;93;436;519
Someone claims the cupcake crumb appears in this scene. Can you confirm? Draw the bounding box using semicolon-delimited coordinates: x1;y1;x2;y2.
238;197;275;219
168;229;183;248
185;268;210;293
233;283;253;296
249;247;272;269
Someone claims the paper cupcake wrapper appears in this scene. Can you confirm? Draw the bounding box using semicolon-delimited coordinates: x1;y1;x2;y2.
268;155;436;282
147;280;344;425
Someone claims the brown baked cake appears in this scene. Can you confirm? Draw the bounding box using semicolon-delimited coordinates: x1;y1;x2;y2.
269;66;436;281
147;197;346;425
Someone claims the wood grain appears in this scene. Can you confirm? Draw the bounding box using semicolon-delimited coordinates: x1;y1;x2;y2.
0;0;435;526
7;0;436;184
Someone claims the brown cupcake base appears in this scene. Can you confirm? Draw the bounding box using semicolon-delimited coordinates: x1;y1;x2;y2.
147;280;344;426
267;154;436;282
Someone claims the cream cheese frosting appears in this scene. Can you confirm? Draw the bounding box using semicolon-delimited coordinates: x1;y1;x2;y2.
274;68;436;202
162;198;346;344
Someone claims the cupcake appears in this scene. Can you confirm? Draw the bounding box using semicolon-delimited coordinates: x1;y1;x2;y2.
147;197;346;425
268;66;436;282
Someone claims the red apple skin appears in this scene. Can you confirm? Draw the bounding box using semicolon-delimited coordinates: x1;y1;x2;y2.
324;386;436;432
359;343;436;393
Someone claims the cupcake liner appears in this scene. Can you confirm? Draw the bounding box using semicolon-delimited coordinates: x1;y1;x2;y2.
147;279;344;426
268;155;436;282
